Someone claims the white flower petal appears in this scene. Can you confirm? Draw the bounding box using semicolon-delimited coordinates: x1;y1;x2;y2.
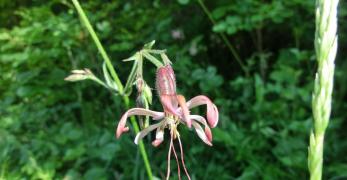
134;122;162;145
116;108;164;138
189;115;207;126
152;128;164;147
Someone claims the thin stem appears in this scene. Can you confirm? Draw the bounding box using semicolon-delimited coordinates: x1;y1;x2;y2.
71;0;124;93
71;1;153;179
90;76;110;89
308;0;339;180
124;96;153;179
196;0;248;76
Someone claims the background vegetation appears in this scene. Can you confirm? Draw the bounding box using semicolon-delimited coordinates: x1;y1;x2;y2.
1;0;346;179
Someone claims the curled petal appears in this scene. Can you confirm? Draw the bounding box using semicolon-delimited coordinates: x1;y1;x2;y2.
190;115;212;142
152;128;164;147
186;95;219;128
204;126;212;142
134;122;162;145
192;121;212;146
116;108;164;138
189;115;207;126
177;95;191;128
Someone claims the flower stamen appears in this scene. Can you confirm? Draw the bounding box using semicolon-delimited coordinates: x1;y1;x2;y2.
171;136;181;180
178;136;191;180
166;137;173;180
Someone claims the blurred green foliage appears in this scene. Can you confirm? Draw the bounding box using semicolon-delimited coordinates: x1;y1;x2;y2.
1;0;347;179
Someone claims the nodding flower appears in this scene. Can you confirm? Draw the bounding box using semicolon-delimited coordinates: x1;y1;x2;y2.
116;64;219;180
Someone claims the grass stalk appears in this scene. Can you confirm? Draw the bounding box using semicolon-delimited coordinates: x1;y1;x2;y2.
308;0;339;179
71;0;153;179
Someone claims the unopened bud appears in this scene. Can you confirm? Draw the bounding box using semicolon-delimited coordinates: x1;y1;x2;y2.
135;79;152;129
136;92;150;128
135;78;144;92
64;74;88;81
135;78;152;105
136;93;146;109
143;84;152;105
64;68;94;82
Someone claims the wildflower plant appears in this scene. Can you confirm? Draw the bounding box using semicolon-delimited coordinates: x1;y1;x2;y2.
66;38;219;179
111;41;218;179
65;3;220;175
68;1;154;178
67;1;219;179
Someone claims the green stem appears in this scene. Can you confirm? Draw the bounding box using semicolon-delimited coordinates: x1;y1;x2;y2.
71;0;123;93
123;96;153;179
196;0;248;76
308;0;339;180
71;0;153;179
90;76;109;89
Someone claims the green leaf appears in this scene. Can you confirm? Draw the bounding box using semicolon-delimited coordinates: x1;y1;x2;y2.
63;146;86;161
143;40;156;49
84;167;107;180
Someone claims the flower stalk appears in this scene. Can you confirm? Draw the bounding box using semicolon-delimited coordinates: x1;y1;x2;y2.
70;0;153;179
71;0;123;93
308;0;339;180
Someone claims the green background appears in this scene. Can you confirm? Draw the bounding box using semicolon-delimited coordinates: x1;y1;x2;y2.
1;0;346;179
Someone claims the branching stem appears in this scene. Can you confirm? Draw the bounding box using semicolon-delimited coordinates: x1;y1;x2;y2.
71;0;153;179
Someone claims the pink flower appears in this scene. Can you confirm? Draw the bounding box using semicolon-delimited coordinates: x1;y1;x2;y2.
116;64;219;179
116;65;219;146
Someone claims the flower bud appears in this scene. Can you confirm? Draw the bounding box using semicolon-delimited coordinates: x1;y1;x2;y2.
135;78;144;92
135;79;152;129
136;93;146;109
143;83;152;105
135;79;152;105
64;68;93;82
136;93;149;128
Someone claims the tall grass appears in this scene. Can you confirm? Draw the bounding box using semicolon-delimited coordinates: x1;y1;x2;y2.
308;0;339;179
